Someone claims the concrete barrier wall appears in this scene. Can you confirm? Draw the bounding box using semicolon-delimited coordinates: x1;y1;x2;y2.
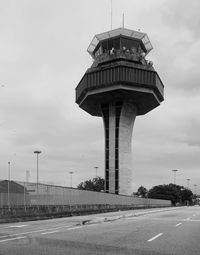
0;182;171;208
31;189;171;206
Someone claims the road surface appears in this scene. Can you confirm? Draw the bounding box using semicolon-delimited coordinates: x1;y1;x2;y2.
0;206;200;255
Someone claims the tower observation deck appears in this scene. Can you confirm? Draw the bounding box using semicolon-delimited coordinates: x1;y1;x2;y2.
76;27;164;195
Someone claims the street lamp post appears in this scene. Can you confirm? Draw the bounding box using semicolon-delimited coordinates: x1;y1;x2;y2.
69;171;73;188
94;166;99;178
26;170;30;184
186;178;190;189
172;169;178;185
34;151;42;196
194;184;197;194
8;162;10;210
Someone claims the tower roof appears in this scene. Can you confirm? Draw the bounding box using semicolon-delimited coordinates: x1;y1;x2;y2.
87;27;153;57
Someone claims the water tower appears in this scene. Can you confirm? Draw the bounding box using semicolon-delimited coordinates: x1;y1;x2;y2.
76;27;164;195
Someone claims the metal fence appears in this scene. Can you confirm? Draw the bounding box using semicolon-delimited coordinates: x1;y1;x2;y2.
0;180;171;209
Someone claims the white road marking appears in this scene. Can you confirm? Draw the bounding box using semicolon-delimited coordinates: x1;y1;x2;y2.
41;230;59;235
67;226;83;231
148;218;200;223
4;225;27;229
148;233;163;242
0;226;71;239
40;225;83;235
0;236;26;243
0;230;44;239
181;219;200;222
85;223;99;227
175;223;182;227
125;218;140;221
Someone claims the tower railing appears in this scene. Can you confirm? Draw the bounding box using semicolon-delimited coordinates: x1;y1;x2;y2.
76;63;164;104
92;49;149;67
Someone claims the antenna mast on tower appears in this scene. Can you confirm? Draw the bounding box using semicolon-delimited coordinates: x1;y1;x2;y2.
122;13;125;28
110;0;113;29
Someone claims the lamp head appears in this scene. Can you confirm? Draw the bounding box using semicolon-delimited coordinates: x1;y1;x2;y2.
34;150;42;154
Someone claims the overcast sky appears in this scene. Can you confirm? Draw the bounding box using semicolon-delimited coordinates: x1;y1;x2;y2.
0;0;200;193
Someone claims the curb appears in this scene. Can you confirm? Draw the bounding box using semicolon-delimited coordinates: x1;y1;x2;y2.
81;207;179;225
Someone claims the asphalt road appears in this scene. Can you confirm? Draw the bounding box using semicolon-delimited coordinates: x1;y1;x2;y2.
0;206;200;255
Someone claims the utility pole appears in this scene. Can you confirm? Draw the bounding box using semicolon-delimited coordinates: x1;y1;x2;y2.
8;162;11;210
194;184;197;194
26;170;30;183
172;169;178;185
69;171;74;188
94;166;99;178
34;150;42;198
186;178;190;189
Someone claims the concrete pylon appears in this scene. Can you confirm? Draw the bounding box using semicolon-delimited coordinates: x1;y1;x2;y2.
102;101;136;195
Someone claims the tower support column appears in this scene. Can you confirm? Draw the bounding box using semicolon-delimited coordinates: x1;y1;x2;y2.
102;100;137;195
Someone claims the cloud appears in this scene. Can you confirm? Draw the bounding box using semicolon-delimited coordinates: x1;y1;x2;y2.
162;0;200;38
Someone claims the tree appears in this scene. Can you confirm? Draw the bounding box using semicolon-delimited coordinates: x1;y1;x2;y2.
180;188;193;205
136;186;148;198
148;184;181;205
148;183;194;205
77;177;105;192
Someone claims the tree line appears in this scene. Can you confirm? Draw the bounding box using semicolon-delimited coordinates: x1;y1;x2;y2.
135;184;194;205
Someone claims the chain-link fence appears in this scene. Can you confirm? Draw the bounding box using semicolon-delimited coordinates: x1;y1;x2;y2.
0;180;171;209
